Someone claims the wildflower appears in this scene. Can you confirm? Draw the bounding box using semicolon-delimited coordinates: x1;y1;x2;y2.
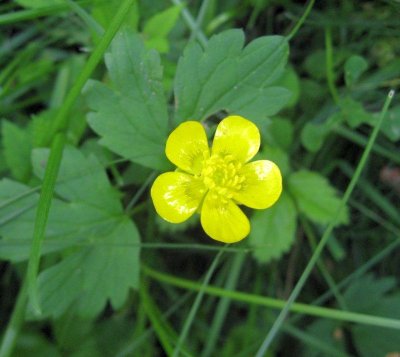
151;115;282;243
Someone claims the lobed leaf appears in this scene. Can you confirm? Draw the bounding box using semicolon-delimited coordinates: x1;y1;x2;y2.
344;274;400;357
35;218;140;319
0;146;141;318
288;170;349;225
249;192;297;263
174;29;290;124
85;30;170;171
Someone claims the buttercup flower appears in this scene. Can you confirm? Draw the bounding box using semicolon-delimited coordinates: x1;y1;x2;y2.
151;115;282;243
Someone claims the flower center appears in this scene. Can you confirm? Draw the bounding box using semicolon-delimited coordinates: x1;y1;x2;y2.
200;154;245;202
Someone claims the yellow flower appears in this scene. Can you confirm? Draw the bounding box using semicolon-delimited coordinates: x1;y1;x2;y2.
151;115;282;243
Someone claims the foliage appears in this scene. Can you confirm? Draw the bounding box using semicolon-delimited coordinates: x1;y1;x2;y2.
0;0;399;356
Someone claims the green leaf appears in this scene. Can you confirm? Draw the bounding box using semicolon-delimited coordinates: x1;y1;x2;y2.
143;5;182;53
35;147;140;318
343;275;400;357
32;146;122;214
249;192;297;264
274;66;300;108
288;170;349;225
352;324;400;357
14;0;63;9
91;0;139;30
52;315;135;356
2;120;32;182
301;122;328;152
303;49;348;80
344;55;368;87
339;96;374;128
13;330;61;357
0;147;122;261
173;29;290;124
0;146;140;318
299;79;327;113
85;30;170;170
31;110;55;148
266;117;294;151
375;105;400;142
344;274;396;313
302;320;346;357
0;186;114;262
35;218;140;319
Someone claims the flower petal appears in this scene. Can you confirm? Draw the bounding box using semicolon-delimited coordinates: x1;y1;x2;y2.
212;115;260;163
151;172;206;223
166;121;210;175
234;160;282;209
201;193;250;243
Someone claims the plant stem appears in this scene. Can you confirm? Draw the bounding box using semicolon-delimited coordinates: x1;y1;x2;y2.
171;0;208;48
25;0;136;316
287;0;316;41
255;90;395;356
142;264;400;330
172;246;226;357
325;27;340;104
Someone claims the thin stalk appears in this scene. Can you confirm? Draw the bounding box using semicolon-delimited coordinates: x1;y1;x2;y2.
309;237;400;311
27;133;66;315
281;323;349;357
140;280;175;356
172;246;226;357
333;125;400;165
116;291;193;357
170;0;208;48
65;0;104;36
25;0;137;315
300;217;348;310
286;0;316;41
189;0;212;42
0;0;93;25
325;27;340;104
125;171;157;211
142;264;400;330
255;90;395;356
201;252;245;357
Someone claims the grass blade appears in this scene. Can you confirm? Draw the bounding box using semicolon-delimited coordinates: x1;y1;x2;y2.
25;0;137;315
172;246;226;357
142;264;400;330
255;90;395;356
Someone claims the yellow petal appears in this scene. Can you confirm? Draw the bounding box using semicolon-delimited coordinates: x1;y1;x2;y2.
166;121;210;175
151;172;206;223
211;115;260;163
200;193;250;243
234;160;282;209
